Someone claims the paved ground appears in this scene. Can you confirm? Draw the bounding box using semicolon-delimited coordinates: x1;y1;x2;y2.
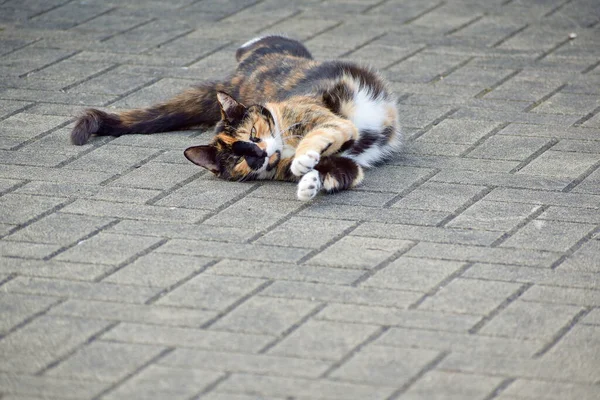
1;0;600;399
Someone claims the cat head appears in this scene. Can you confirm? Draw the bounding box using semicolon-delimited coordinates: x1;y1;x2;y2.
184;92;282;181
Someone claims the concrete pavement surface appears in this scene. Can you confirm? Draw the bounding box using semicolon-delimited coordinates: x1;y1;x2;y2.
1;0;600;399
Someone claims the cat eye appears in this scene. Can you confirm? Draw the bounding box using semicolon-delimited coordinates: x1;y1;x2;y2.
249;126;260;142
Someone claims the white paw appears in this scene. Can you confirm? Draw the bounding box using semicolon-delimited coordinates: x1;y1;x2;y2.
291;150;320;177
297;170;321;201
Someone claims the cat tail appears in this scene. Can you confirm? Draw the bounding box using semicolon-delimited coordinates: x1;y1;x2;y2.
71;82;222;145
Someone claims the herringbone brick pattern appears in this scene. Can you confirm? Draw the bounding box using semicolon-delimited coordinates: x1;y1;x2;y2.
1;0;599;399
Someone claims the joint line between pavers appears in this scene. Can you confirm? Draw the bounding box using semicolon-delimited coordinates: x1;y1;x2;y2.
489;204;549;247
43;219;121;261
533;307;593;358
94;238;169;282
184;41;234;68
491;24;529;48
383;168;441;208
401;1;446;26
0;297;66;342
194;183;262;225
468;282;533;334
200;280;274;329
572;105;600;127
460;122;511;158
0;179;30;198
543;0;575;18
26;0;73;20
523;83;567;112
10;119;76;152
188;372;231;400
61;63;121;92
535;38;571;61
35;320;121;376
508;138;559;174
97;149;167;186
68;6;118;31
0;37;43;59
475;69;522;99
303;21;344;43
385;350;450;400
296;222;362;265
428;56;475;84
435;186;496;228
362;0;390;14
258;302;328;354
549;224;600;269
90;346;175;400
338;32;387;59
0;198;77;241
382;45;428;71
145;171;206;206
482;377;516;400
256;9;303;36
144;259;220;305
581;59;600;74
246;201;315;244
101;76;163;107
320;325;391;378
408;108;460;142
407;262;474;310
217;0;265;22
562;159;600;193
350;240;420;287
0;102;37;123
19;50;82;79
54;137;119;168
445;15;484;36
100;18;157;42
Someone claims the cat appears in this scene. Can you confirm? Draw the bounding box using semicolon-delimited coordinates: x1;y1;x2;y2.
71;35;402;200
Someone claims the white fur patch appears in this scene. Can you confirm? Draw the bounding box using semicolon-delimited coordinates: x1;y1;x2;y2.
297;170;321;201
241;36;266;48
351;88;386;132
291;150;320;176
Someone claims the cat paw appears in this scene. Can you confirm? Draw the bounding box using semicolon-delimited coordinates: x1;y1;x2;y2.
291;150;320;176
297;170;321;201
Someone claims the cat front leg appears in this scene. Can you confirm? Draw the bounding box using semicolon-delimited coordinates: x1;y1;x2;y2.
291;120;358;177
296;156;364;201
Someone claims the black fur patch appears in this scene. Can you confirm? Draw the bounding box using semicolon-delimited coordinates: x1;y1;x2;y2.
348;129;380;155
314;156;360;192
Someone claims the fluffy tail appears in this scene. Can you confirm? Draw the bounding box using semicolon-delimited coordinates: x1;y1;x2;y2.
71;82;222;145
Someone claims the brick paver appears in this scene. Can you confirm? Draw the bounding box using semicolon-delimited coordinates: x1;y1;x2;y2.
1;0;599;399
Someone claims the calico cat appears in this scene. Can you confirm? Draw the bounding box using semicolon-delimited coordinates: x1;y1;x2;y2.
71;35;401;200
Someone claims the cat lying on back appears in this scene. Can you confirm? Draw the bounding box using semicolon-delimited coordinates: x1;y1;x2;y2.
71;35;402;200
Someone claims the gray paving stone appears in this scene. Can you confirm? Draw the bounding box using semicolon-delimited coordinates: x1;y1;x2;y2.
6;212;114;245
430;169;571;191
467;135;552;161
63;144;160;173
214;373;396;400
102;322;273;352
262;280;422;308
539;206;600;224
501;219;596;252
501;379;600;400
268;319;380;361
406;242;561;267
48;299;216;328
447;199;541;231
154;179;254;210
0;193;66;225
330;344;441;385
46;340;167;381
392;181;488;212
109;161;200;190
103;253;213;287
517;150;600;178
54;232;164;265
155;273;267;310
306;236;414;269
378;326;542;357
0;292;60;335
317;304;480;332
3;276;161;304
0;257;112;281
559;240;600;273
485;187;600;208
521;285;600;307
254;217;355;248
419;119;498;145
160;348;330;379
362;257;466;292
103;365;223;400
0;315;110;373
0;373;106;399
206;259;365;285
211;295;319;336
419;277;523;315
0;240;61;259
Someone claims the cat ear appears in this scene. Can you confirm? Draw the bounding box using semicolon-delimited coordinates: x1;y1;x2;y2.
216;91;246;123
184;145;219;174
